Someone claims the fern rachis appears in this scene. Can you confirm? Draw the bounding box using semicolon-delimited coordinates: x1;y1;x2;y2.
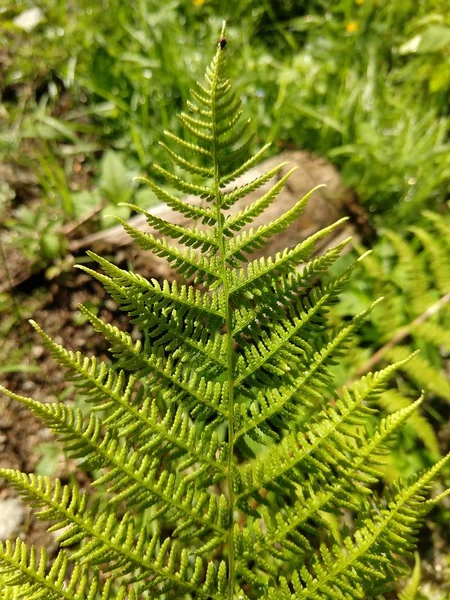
0;24;449;600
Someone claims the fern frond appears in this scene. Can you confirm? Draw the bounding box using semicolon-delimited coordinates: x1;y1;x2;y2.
28;324;226;456
229;217;348;297
384;230;434;317
234;302;378;441
217;118;251;152
0;389;226;531
163;131;212;158
410;225;450;295
32;318;225;432
159;141;213;177
0;466;227;552
379;389;440;456
178;112;214;142
0;540;101;600
0;472;227;598
134;175;216;223
270;453;450;599
414;320;450;351
116;219;221;284
423;209;450;250
242;398;424;573
221;163;290;210
234;265;354;390
80;270;227;371
219;142;271;187
347;217;450;469
219;133;256;171
213;89;238;115
386;345;450;402
190;86;212;108
225;184;324;260
356;244;405;339
232;239;351;337
178;112;212;131
121;203;218;252
150;163;214;200
1;25;447;600
223;167;296;234
398;554;421;600
77;306;229;420
81;252;224;322
214;98;242;129
237;358;415;504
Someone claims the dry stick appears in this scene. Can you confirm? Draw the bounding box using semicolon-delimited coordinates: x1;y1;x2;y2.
353;290;450;380
60;199;108;238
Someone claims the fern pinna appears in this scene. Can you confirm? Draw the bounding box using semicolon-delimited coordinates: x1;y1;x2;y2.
0;24;449;600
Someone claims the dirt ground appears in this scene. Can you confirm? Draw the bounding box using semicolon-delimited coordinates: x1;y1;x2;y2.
0;265;126;552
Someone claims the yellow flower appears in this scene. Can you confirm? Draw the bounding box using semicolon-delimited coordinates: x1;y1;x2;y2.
346;21;359;33
193;0;206;5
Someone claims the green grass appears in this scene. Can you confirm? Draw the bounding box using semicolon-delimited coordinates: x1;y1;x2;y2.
1;0;450;235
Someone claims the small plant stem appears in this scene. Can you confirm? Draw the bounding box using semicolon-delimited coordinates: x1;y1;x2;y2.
354;291;450;378
211;26;236;599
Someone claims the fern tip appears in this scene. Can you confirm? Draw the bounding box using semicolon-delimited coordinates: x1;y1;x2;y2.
411;392;425;410
371;296;384;308
357;249;372;262
133;175;149;183
431;482;450;504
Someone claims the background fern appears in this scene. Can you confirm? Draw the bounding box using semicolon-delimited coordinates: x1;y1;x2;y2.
0;25;449;599
333;209;450;475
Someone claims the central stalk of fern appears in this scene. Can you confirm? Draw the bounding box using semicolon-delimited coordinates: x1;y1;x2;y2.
210;27;237;597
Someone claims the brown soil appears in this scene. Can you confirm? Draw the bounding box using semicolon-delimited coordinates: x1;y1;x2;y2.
0;256;134;550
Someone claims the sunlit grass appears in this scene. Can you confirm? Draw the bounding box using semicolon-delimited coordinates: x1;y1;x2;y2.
1;0;449;230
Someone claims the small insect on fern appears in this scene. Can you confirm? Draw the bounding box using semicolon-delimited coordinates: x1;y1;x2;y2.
0;22;449;600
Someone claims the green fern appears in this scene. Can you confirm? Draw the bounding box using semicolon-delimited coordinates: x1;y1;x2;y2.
398;554;421;600
339;211;450;459
0;24;449;599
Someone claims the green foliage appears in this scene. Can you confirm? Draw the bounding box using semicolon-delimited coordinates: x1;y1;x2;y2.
334;210;450;469
0;27;449;599
398;554;421;600
1;147;159;270
2;1;450;228
5;204;65;264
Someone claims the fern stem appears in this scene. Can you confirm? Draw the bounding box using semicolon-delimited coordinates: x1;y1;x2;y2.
211;23;236;599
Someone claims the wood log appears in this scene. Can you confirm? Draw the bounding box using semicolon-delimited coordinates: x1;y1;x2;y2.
0;150;358;290
70;150;357;280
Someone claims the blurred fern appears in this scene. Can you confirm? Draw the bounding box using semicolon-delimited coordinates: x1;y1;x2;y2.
398;554;422;600
337;209;450;460
0;25;449;599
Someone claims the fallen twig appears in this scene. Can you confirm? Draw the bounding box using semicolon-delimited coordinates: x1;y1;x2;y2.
353;291;450;379
60;200;107;239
